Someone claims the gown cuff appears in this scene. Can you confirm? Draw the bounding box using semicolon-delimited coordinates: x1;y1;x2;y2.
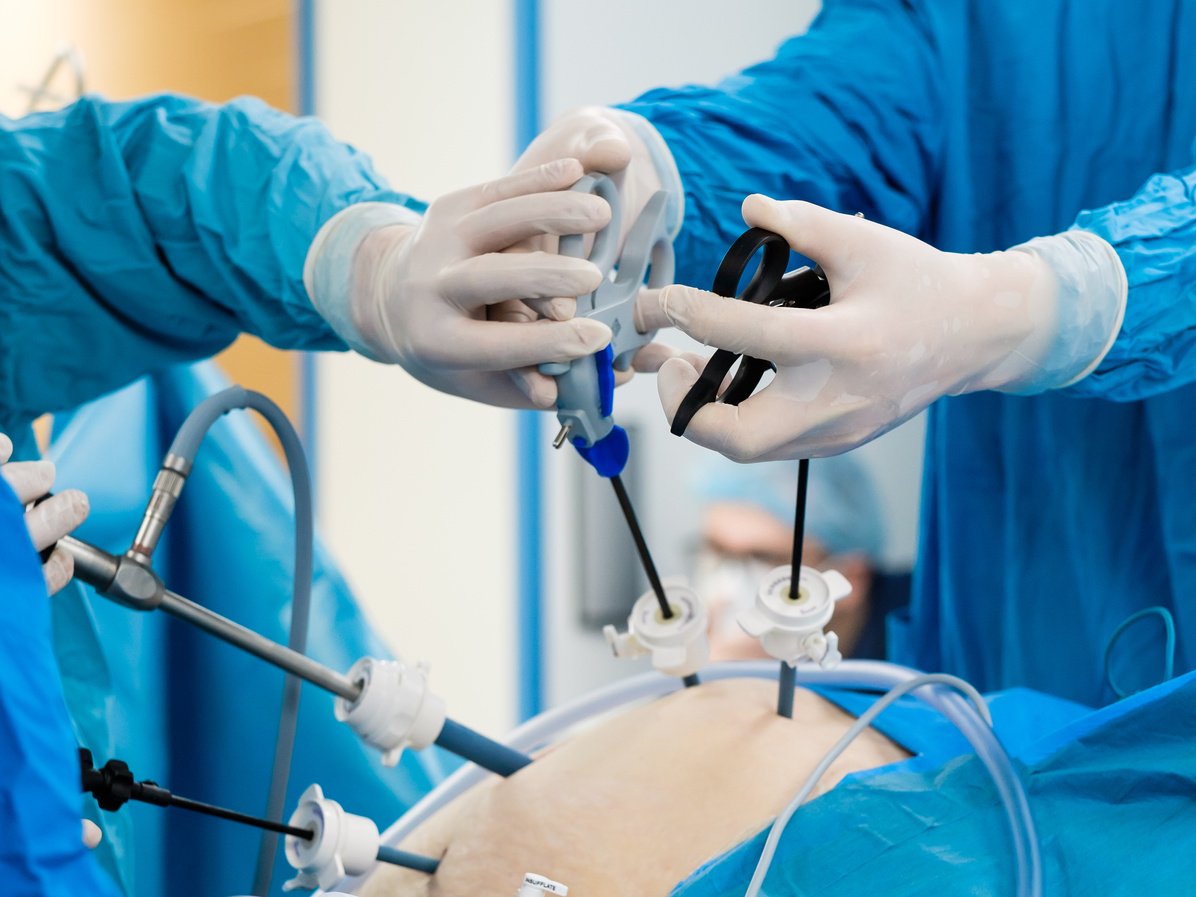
303;202;423;360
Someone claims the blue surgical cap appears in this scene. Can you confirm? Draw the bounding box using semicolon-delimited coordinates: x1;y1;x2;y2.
689;454;885;560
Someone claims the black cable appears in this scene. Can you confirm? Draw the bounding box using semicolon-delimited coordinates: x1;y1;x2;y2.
779;459;811;717
610;474;673;620
168;793;313;840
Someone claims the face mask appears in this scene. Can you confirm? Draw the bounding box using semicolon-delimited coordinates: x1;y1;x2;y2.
691;550;773;636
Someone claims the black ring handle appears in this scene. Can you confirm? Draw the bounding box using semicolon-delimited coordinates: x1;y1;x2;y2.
671;229;833;437
671;229;789;436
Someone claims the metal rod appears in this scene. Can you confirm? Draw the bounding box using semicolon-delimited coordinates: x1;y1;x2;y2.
157;589;360;701
610;474;672;619
168;793;313;840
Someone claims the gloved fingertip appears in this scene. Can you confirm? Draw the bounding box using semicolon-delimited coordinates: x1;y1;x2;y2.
82;819;102;849
0;432;12;464
512;370;558;409
550;156;585;182
8;460;57;498
578;260;605;293
580;123;632;172
656;355;702;421
658;283;710;327
741;193;791;230
43;548;74;596
545;297;576;321
572;317;613;350
33;458;56;484
59;488;91;524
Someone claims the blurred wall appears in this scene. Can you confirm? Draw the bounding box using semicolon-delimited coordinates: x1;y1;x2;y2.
312;0;520;736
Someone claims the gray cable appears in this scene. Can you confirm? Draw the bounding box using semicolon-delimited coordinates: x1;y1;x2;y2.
167;387;313;896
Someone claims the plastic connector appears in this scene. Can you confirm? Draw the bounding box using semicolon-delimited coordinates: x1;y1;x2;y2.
334;657;447;767
737;566;851;669
603;582;709;678
284;784;380;891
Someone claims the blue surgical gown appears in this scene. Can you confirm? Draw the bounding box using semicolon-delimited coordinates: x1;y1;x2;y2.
0;94;437;896
0;93;421;437
0;475;122;897
621;0;1196;706
674;673;1196;896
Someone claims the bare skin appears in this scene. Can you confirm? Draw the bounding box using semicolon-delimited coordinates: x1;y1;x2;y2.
360;678;908;897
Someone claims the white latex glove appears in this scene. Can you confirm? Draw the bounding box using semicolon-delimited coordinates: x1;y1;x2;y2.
0;433;90;594
305;159;618;409
512;106;683;249
505;107;684;350
654;195;1126;461
82;820;102;849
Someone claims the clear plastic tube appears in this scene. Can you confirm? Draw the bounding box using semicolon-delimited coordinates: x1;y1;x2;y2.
745;673;987;897
333;660;1039;897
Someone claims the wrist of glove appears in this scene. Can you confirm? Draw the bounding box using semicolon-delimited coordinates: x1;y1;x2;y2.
0;433;89;594
653;195;1126;461
304;159;616;408
996;230;1127;393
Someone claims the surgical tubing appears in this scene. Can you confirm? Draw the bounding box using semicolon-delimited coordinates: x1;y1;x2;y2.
364;661;1039;897
744;673;991;897
167;386;315;897
435;718;532;778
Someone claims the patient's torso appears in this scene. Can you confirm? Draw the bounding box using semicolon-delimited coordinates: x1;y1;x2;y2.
361;679;908;897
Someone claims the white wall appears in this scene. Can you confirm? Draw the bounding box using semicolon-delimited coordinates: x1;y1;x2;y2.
313;0;519;735
0;6;78;115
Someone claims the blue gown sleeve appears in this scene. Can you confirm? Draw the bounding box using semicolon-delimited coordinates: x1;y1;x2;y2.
0;94;423;427
617;0;945;289
1064;160;1196;401
0;477;121;897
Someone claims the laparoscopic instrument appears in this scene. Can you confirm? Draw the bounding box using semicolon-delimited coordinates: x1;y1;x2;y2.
49;387;530;894
671;228;841;718
542;174;708;688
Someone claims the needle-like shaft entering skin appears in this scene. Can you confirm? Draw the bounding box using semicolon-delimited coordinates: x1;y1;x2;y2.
779;459;811;718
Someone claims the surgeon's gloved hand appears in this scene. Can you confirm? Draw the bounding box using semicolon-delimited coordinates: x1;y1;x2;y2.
305;159;617;409
654;195;1127;461
0;433;90;594
513;107;683;247
507;107;684;330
